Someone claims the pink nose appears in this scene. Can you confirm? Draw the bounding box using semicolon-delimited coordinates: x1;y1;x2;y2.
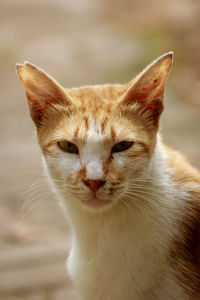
83;179;106;193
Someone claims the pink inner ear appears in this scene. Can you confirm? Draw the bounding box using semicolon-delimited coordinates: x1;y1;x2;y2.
122;71;166;116
122;53;172;112
141;78;160;92
129;78;164;103
29;102;44;123
28;97;47;124
121;79;165;127
26;90;57;125
147;99;164;119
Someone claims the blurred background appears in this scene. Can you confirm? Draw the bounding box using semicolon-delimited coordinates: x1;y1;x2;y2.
0;0;200;299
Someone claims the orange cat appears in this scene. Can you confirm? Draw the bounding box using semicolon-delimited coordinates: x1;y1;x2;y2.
16;53;200;300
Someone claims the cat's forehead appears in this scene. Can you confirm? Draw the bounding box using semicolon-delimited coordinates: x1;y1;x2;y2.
66;83;128;112
71;114;118;141
57;84;148;143
65;110;146;147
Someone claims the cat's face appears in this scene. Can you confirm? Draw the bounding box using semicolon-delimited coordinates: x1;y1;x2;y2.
38;86;157;211
16;53;172;212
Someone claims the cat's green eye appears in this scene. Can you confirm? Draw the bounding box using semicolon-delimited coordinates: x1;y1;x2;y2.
112;141;134;153
57;141;79;154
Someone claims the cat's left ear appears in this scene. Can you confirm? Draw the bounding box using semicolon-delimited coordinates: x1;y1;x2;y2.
120;52;173;126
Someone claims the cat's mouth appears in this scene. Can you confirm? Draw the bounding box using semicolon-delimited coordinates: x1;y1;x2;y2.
81;195;111;207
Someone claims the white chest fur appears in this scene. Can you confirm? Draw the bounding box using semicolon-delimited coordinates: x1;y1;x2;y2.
66;184;185;300
67;206;185;300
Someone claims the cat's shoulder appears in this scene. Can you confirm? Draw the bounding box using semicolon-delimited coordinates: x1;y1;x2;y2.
164;143;200;188
164;144;200;297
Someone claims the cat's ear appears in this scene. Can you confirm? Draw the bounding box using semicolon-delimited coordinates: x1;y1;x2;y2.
120;52;173;126
16;62;73;126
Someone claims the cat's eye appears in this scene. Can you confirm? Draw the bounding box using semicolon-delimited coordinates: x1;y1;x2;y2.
112;141;134;153
57;141;79;154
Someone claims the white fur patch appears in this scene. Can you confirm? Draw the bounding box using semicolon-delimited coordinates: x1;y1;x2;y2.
85;160;104;180
81;118;105;180
46;152;81;178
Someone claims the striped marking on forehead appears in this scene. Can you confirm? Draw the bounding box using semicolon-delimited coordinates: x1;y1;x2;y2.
87;117;104;138
72;113;117;143
66;83;129;115
87;118;117;143
74;125;80;138
75;116;115;138
83;116;89;131
101;116;109;134
110;126;116;139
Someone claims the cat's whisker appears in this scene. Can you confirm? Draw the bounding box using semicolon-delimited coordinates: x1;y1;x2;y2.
19;192;54;221
20;200;44;221
19;181;55;220
22;189;49;209
20;180;48;197
127;188;165;198
122;190;162;212
121;195;147;216
21;186;48;212
111;186;124;191
128;184;167;195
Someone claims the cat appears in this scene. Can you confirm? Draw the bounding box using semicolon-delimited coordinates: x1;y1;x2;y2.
16;52;200;300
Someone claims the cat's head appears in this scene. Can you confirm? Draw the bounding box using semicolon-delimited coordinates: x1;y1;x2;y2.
16;53;172;212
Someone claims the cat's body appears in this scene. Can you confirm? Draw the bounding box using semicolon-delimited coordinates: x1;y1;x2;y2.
17;53;200;299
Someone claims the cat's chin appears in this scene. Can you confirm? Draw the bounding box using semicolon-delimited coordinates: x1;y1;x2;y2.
81;196;112;209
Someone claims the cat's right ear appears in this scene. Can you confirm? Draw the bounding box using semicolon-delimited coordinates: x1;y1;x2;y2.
16;62;73;127
119;52;173;127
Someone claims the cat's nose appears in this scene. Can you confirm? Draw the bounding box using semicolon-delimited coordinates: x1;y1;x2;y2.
82;179;106;193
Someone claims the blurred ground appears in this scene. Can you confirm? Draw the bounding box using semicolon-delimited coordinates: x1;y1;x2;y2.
0;0;200;299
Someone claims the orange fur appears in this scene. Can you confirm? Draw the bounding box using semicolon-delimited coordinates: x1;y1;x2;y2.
164;145;200;298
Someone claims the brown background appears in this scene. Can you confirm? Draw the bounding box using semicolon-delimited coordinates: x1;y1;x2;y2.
0;0;200;299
